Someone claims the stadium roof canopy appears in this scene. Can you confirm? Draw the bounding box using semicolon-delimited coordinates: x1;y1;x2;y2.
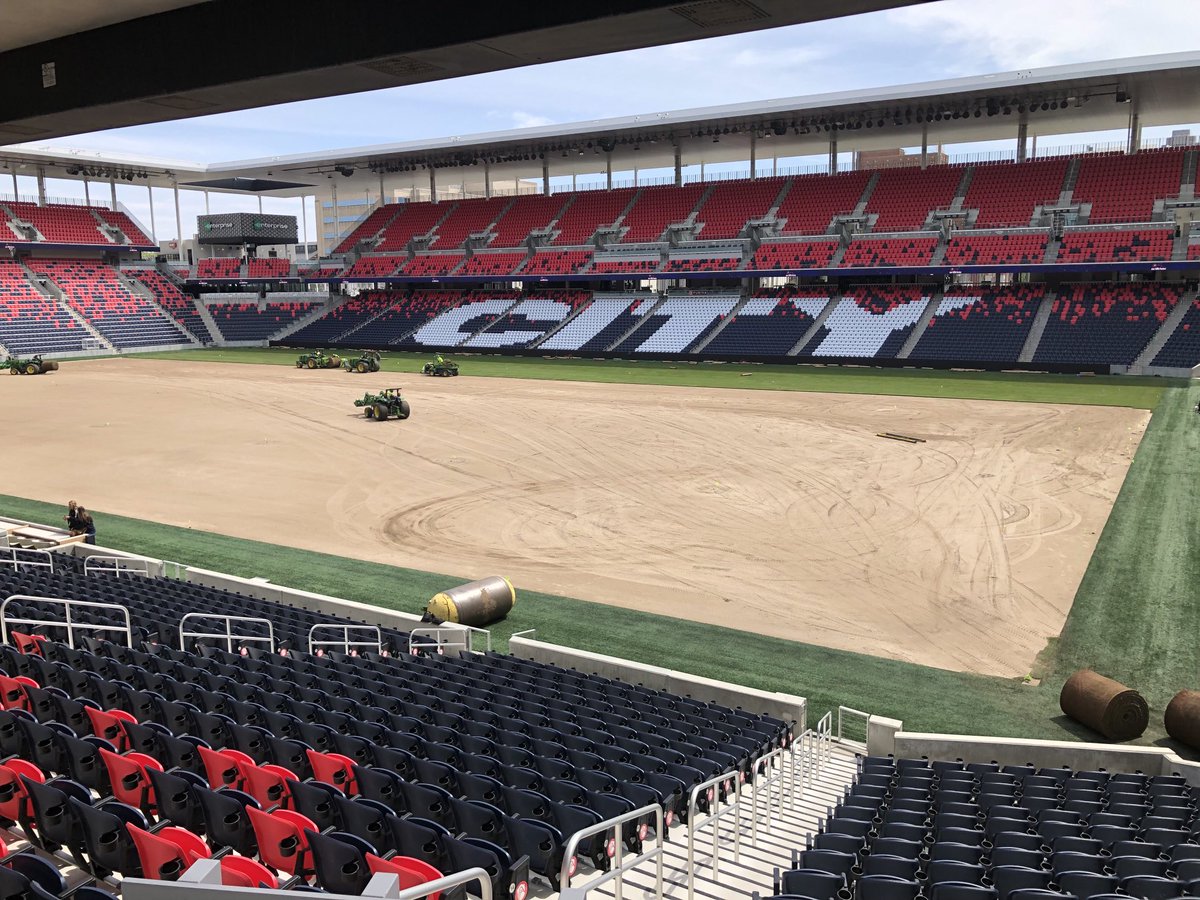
0;0;927;141
2;52;1198;199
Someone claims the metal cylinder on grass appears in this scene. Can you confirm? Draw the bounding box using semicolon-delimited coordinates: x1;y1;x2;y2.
428;576;516;627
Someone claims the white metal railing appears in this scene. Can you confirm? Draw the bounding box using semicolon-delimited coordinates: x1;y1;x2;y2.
179;613;275;653
308;623;382;656
408;624;491;655
748;741;797;846
1;595;132;648
559;803;664;900
686;770;741;900
124;857;493;900
0;548;54;573
83;555;150;578
837;705;871;749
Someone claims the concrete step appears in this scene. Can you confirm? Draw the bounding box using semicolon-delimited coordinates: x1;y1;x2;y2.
852;173;880;217
1133;287;1199;368
788;295;839;356
896;291;944;359
1018;292;1057;363
569;745;860;900
604;296;665;352
691;296;750;353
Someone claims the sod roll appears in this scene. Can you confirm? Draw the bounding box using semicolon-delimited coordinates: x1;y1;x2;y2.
1059;669;1148;740
1164;690;1200;750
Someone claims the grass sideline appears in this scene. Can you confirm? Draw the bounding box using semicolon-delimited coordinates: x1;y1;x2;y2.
130;346;1171;409
1;491;1057;740
6;355;1197;749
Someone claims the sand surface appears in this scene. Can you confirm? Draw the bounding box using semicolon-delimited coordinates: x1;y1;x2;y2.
1;358;1149;676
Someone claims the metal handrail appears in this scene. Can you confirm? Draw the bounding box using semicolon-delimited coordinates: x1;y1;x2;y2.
408;625;470;656
686;769;741;900
83;555;150;578
559;803;664;900
126;858;493;900
179;613;275;653
308;623;382;656
1;594;132;648
0;548;53;573
837;705;871;749
749;742;796;845
364;865;493;900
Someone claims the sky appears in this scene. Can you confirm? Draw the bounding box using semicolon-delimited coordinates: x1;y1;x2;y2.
4;0;1198;244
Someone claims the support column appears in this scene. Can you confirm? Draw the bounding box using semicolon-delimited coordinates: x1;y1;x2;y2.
428;167;436;202
541;158;549;195
300;196;308;259
920;124;929;170
633;168;638;187
36;168;46;205
257;195;263;214
1030;134;1038;160
700;162;706;181
1016;114;1029;163
173;183;183;243
147;185;157;241
750;132;757;180
204;190;210;214
83;180;90;205
109;179;117;208
674;144;682;187
572;173;577;191
12;172;19;200
483;161;491;199
828;129;838;175
605;153;613;190
378;171;385;205
773;157;778;177
1126;97;1141;154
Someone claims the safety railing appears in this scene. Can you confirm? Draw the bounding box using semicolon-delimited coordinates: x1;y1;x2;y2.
559;803;664;900
837;705;871;749
408;623;491;655
0;548;53;573
308;623;382;656
162;560;187;580
179;613;275;654
1;595;132;648
748;741;797;845
686;770;741;900
124;857;493;900
83;555;150;578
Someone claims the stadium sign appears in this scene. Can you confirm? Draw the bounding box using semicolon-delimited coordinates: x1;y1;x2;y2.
197;212;298;244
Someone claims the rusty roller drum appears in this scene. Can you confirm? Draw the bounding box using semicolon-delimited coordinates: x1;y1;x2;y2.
1059;669;1149;741
427;576;516;627
1164;690;1200;750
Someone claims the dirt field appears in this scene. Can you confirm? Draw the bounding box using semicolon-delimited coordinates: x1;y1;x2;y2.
2;358;1149;676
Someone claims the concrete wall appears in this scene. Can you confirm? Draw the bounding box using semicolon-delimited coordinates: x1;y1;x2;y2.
509;633;806;728
868;728;1200;785
183;566;435;637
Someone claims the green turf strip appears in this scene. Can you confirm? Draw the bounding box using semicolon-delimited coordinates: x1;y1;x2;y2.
129;346;1169;409
5;355;1196;750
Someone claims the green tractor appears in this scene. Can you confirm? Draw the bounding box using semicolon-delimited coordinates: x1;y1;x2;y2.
342;350;382;374
355;387;411;421
295;349;342;369
7;355;59;376
422;355;459;377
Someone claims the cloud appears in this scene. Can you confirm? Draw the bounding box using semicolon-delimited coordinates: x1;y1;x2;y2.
885;0;1197;72
511;111;555;129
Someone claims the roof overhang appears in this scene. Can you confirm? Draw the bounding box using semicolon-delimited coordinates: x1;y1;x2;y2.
3;52;1198;199
0;0;928;142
